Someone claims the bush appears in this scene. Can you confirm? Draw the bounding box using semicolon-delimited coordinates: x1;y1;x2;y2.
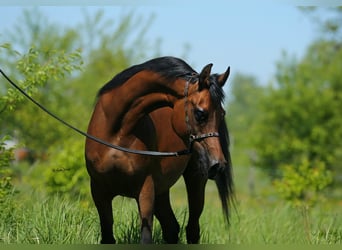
273;156;333;207
43;138;89;198
0;136;15;202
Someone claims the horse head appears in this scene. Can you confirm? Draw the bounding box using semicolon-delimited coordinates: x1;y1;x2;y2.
172;64;230;179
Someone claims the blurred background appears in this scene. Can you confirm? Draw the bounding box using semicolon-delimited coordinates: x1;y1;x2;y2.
0;2;341;244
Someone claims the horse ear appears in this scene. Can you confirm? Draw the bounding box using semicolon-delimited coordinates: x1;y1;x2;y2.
217;66;230;87
199;63;213;90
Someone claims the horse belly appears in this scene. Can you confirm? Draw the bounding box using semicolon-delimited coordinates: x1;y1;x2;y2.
86;144;154;198
87;160;152;198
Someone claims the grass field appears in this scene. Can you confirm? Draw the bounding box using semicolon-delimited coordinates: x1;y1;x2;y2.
0;165;341;244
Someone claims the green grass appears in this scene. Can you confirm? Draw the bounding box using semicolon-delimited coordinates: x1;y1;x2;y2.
0;194;100;244
0;166;341;244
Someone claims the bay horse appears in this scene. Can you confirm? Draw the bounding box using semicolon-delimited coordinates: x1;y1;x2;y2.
85;56;234;244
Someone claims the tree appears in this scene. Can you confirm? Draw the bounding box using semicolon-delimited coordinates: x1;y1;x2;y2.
253;36;341;204
226;73;265;166
1;8;157;151
0;41;82;203
0;8;83;151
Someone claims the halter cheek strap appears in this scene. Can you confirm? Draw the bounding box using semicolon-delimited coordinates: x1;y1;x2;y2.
183;80;220;150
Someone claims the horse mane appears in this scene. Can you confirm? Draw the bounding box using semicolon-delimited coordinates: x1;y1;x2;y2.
216;119;235;225
208;74;226;107
98;56;198;96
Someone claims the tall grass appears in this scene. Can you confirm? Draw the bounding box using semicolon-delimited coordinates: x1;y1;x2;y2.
1;186;341;244
0;166;341;244
0;193;100;243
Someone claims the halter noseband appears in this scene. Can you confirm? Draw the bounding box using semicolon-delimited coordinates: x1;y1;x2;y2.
183;80;220;151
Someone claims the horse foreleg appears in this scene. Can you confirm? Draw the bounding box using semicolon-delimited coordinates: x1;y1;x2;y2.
90;180;116;244
137;175;154;244
183;171;207;244
154;190;180;243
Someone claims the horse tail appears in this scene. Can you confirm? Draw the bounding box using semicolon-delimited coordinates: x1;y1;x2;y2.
215;119;235;225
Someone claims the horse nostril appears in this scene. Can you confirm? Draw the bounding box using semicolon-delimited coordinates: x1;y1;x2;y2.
208;163;220;180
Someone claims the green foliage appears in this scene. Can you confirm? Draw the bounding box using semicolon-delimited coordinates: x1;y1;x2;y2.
43;139;89;198
0;16;83;202
248;8;342;204
0;137;18;233
1;45;83;111
273;157;333;207
254;40;342;180
0;41;83;151
0;136;15;202
252;40;342;205
226;73;264;166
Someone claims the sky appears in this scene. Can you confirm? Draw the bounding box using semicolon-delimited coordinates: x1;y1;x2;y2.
0;1;327;85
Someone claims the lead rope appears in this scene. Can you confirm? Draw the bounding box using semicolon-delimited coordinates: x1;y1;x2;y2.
0;69;191;157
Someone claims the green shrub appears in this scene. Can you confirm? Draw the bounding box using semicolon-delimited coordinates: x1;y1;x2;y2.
273;156;333;207
43;138;89;198
0;136;15;202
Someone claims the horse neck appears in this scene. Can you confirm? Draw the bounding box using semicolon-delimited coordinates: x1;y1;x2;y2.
100;71;192;136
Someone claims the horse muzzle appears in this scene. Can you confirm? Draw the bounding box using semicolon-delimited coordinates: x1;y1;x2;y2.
191;133;226;179
208;160;226;180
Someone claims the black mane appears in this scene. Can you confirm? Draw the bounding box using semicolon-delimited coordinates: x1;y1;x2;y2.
98;56;198;96
97;56;225;109
208;74;225;107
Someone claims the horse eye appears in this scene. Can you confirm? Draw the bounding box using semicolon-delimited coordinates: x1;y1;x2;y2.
194;108;208;124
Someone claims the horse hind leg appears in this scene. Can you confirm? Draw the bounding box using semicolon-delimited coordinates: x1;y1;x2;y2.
154;190;180;243
136;175;155;244
90;180;116;244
